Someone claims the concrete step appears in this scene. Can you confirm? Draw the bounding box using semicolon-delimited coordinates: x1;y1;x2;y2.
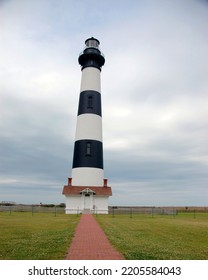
82;209;91;214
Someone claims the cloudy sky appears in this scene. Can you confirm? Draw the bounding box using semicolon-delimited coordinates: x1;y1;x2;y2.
1;0;208;206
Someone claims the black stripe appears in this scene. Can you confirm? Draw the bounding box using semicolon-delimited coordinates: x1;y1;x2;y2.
78;90;102;116
72;139;103;169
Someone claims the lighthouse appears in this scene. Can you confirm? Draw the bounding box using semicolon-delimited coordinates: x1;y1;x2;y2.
63;37;112;214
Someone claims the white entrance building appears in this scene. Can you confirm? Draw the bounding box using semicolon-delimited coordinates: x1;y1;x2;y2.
63;178;112;214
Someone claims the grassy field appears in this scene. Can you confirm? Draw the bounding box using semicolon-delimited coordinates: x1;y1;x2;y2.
96;213;208;260
0;212;80;260
1;211;207;260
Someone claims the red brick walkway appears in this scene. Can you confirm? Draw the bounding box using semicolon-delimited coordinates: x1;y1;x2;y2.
65;214;124;260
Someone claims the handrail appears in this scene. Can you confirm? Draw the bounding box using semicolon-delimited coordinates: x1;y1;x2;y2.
79;48;105;58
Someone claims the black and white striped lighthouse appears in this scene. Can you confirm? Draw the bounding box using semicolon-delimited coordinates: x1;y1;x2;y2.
63;38;112;214
72;37;105;186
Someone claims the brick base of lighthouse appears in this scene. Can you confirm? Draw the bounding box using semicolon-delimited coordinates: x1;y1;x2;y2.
62;178;112;214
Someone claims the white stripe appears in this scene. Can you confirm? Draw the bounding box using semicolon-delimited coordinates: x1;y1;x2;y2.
75;114;102;141
80;67;101;92
72;168;104;186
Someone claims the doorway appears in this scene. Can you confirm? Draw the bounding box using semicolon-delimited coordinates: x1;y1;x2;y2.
84;194;90;209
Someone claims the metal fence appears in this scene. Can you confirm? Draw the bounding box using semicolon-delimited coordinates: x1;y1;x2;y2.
109;206;177;217
108;206;208;217
0;205;207;216
0;205;65;214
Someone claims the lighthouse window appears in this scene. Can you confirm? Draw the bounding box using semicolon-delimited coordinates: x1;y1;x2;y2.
87;95;93;109
86;142;92;156
86;39;99;48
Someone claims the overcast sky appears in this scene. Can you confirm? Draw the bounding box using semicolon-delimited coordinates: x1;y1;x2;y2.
1;0;208;206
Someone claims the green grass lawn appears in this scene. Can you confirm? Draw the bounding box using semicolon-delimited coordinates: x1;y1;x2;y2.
96;213;208;260
0;212;80;260
1;211;207;260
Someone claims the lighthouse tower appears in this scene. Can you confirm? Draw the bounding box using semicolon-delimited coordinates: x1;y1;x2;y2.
63;37;112;214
